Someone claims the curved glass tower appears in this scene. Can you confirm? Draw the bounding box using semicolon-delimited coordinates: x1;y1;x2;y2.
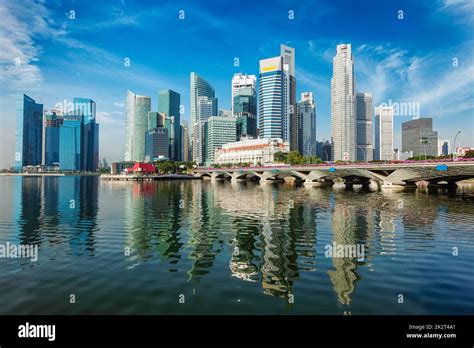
190;72;216;139
124;90;151;162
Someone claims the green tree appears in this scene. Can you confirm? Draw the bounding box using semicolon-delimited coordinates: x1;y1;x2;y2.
463;150;474;158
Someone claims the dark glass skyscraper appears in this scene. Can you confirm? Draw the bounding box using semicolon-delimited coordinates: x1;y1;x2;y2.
158;90;181;161
71;98;99;171
60;114;84;171
15;94;43;170
42;112;63;166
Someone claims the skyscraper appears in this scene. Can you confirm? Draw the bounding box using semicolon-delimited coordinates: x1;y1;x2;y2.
205;116;236;166
145;127;169;161
402;118;439;157
59;114;83;171
193;96;217;164
232;73;257;140
356;93;373;161
74;98;99;171
158;89;181;161
374;106;394;161
231;73;257;113
190;72;217;138
42;111;63;167
15;94;43;170
181;120;190;162
297;92;316;156
331;44;356;161
259;56;289;141
124;90;151;162
281;44;297;151
190;73;217;163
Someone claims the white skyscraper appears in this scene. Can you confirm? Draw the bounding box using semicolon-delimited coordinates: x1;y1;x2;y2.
124;90;151;162
280;44;297;151
374;106;394;161
193;96;217;165
331;44;356;161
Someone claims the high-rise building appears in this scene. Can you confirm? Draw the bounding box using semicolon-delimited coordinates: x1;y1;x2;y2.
374;106;394;161
42;111;63;167
331;44;356;161
297;92;316;156
259;56;290;141
181;120;190;162
193;96;217;164
124;90;151;162
59;114;83;171
402;118;439;157
232;73;257;141
205;116;236;165
232;73;257;113
158;89;181;161
190;73;217;163
438;139;450;156
15;94;43;170
164;115;175;159
74;98;99;171
356;93;373;161
145;127;169;161
281;44;297;151
190;72;217;139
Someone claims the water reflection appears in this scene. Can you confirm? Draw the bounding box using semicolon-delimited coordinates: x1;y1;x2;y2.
1;176;473;314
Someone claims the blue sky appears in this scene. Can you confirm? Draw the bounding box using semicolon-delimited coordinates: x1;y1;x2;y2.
0;0;473;167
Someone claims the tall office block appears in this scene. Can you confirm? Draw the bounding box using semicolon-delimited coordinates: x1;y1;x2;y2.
259;56;290;141
232;73;257;113
356;93;373;161
181;120;190;162
331;44;356;161
164;116;175;159
158;89;181;161
193;96;217;164
42;111;63;166
297;92;316;156
233;73;257;140
374;106;394;161
281;44;297;151
190;73;217;139
402;118;438;157
205;116;236;165
59;114;83;171
73;98;99;171
14;94;43;170
124;90;151;162
145;127;169;161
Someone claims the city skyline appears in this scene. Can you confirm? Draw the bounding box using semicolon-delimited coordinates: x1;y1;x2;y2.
1;0;473;168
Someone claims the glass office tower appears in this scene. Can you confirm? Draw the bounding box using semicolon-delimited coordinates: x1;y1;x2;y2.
14;94;43;170
158;90;181;161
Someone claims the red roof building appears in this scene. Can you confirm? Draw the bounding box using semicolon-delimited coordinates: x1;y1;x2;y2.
125;162;156;174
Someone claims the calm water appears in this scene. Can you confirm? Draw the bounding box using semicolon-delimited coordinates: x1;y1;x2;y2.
0;176;473;315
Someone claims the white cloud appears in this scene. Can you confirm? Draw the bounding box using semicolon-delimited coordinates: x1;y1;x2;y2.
113;102;125;108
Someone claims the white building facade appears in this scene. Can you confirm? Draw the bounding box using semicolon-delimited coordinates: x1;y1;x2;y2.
214;138;290;166
374;106;394;161
331;44;356;161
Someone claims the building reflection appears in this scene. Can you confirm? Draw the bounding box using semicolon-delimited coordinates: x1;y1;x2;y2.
15;176;99;257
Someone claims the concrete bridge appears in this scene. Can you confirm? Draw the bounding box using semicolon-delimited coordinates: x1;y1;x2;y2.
194;161;474;189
